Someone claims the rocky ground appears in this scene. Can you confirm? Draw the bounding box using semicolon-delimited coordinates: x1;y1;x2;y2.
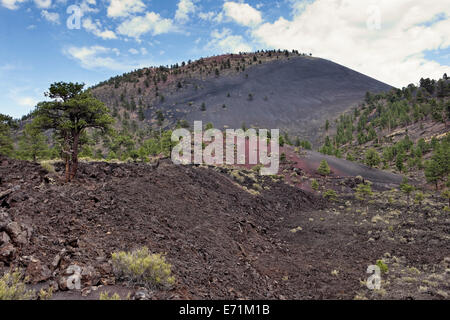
0;155;448;300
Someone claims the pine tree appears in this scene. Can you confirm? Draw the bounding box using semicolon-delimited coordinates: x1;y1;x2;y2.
425;140;449;190
17;122;49;162
396;152;405;172
365;148;381;168
0;114;14;157
400;178;414;204
317;159;331;176
35;82;114;181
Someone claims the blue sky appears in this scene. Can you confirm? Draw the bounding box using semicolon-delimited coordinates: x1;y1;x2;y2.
1;0;449;118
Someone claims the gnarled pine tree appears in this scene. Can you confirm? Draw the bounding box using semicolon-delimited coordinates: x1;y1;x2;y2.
35;82;114;182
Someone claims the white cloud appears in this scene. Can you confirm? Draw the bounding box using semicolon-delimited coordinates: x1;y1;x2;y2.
107;0;145;18
116;12;175;39
198;11;215;21
140;47;148;55
175;0;196;23
223;1;262;27
1;0;27;10
34;0;51;9
79;0;98;15
64;45;154;71
206;28;252;54
41;10;60;24
64;46;125;70
16;96;39;107
128;48;139;55
7;87;40;110
82;17;117;40
251;0;450;87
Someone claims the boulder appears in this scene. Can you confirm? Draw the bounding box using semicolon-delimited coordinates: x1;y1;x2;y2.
0;231;11;246
0;243;16;263
5;221;32;246
0;210;10;229
80;265;101;287
25;257;52;283
98;262;112;275
51;248;67;269
133;287;152;300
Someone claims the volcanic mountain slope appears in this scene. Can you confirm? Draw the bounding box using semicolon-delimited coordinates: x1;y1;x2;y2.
92;51;392;146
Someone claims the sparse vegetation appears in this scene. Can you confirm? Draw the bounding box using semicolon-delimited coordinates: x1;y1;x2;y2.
323;189;338;201
376;260;388;274
441;189;450;206
99;292;122;300
414;191;424;204
355;181;373;201
0;270;35;300
111;247;175;289
400;178;415;203
40;160;56;173
38;287;53;300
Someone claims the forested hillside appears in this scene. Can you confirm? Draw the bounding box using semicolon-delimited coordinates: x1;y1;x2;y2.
319;75;450;189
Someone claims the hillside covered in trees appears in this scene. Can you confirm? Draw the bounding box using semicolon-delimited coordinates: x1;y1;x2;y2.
319;75;450;189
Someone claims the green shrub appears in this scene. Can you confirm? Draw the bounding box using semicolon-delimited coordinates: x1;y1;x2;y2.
441;189;450;206
400;178;415;203
253;183;263;191
38;287;53;300
231;170;245;183
346;153;355;161
111;247;175;289
323;189;338;201
355;181;373;201
251;164;263;173
376;260;388;274
99;292;121;300
311;179;319;190
365;148;381;168
317;160;331;176
0;269;35;300
40;160;56;173
414;191;424;204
